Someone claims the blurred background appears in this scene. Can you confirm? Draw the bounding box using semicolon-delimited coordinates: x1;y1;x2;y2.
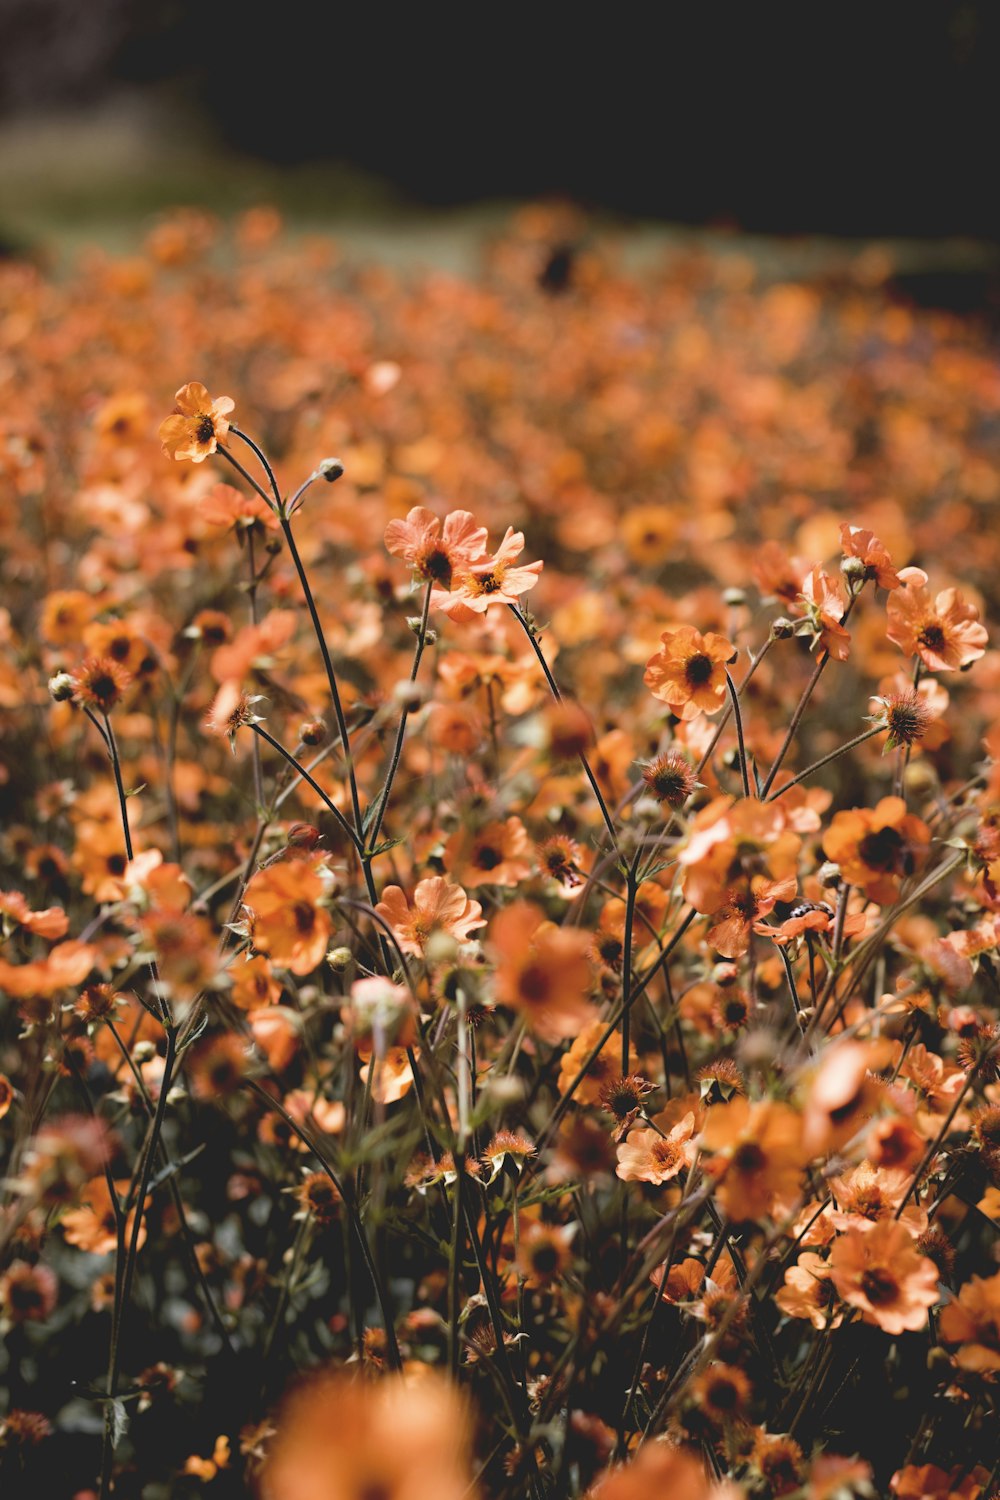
2;1;1000;302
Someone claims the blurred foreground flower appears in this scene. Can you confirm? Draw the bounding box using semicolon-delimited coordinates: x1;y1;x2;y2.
259;1370;476;1500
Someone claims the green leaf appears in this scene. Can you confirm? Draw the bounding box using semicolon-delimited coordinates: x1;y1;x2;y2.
365;837;404;859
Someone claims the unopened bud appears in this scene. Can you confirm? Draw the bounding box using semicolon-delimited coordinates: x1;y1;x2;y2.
299;719;326;746
319;457;344;483
48;672;75;702
841;555;866;583
326;947;353;972
817;861;841;889
722;587;747;608
265;536;283;555
770;617;795;639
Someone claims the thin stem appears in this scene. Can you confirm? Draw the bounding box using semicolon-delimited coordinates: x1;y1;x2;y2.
251;722;362;854
245;526;266;813
217;442;277;510
767;724;883;801
724;668;750;798
508;603;621;857
366;580;434;851
243;1079;401;1369
228;425;282;507
280;513;364;838
100;1026;178;1498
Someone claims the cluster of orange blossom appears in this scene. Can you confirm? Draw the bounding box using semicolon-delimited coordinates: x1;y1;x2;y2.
0;206;999;1497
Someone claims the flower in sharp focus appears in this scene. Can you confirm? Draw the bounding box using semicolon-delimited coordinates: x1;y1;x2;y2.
435;526;544;613
886;567;988;671
615;1112;697;1185
384;505;488;589
71;655;132;714
482;1129;536;1184
205;680;267;752
828;1218;938;1334
374;877;485;958
867;689;932;751
840;523;901;590
643;625;735;719
159;381;235;462
640;749;699;808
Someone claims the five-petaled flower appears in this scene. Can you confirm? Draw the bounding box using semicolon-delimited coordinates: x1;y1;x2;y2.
159;382;235;462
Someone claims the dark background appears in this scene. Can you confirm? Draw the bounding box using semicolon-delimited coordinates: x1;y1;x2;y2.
2;0;999;241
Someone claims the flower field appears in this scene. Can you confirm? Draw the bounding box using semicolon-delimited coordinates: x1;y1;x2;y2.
1;205;1000;1497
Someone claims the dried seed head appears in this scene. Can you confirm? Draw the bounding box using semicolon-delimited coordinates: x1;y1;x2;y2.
641;750;698;808
869;689;932;750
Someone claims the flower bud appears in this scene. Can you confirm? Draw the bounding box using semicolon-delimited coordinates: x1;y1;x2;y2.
770;617;795;639
722;587;747;607
326;947;353;972
319;458;344;483
299;719;326;746
48;672;75;702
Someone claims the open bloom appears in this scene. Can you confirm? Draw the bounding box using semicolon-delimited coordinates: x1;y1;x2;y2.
374;877;485;957
887;567;988;671
700;1097;804;1221
828;1219;938;1334
384;506;488;589
434;526;543;614
159;381;234;462
489;900;594;1042
644;626;734;719
243;858;333;976
823;796;930;905
616;1112;697;1185
840;523;900;590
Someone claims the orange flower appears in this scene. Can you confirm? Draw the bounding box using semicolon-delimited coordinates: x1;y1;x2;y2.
886;566;988;671
890;1464;986;1500
384;505;488;589
442;816;533;888
374;877;484;958
243;858;333;975
644;625;734;719
71;654;132;714
775;1251;842;1329
840;523;900;590
201;481;279;531
800;1041;881;1156
62;1177;147;1256
708;872;797;958
827;1161;926;1238
700;1097;804;1221
797;566;851;660
159;381;235;462
615;1112;696;1185
260;1370;475;1500
822;796;929;905
435;526;543;614
557;1021;637;1106
490;900;594;1042
0;890;68;941
828;1219;938;1334
938;1267;1000;1371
